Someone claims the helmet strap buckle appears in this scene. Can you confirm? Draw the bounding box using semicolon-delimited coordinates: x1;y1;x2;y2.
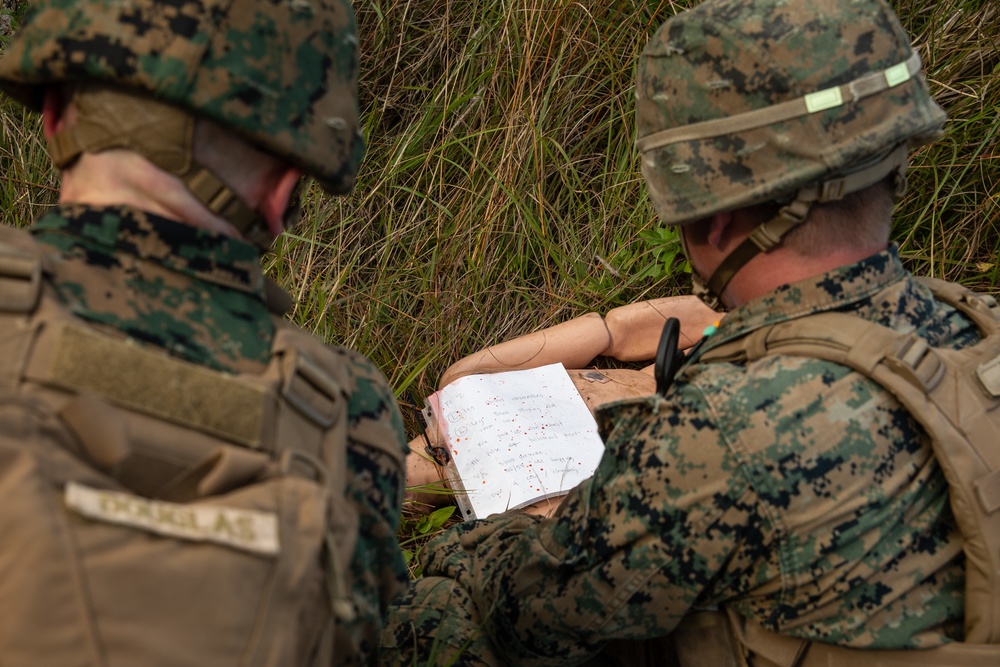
749;198;812;252
691;272;724;312
817;178;848;202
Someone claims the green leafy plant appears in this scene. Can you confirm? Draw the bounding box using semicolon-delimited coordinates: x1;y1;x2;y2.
638;224;687;280
398;505;457;577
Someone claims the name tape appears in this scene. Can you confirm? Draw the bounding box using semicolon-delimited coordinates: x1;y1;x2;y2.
65;482;280;556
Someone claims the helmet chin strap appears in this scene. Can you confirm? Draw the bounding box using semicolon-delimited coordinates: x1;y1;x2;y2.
180;163;273;248
47;84;274;249
690;271;724;312
692;143;911;310
702;196;813;308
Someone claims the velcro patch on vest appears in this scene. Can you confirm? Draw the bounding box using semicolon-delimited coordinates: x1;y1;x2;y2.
65;482;280;556
46;324;267;448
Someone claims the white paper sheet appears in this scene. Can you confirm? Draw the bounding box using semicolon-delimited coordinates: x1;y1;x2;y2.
427;363;606;519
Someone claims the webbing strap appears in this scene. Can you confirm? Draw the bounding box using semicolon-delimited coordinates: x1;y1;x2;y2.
636;51;922;154
269;322;351;489
26;322;270;449
180;164;265;238
0;241;47;390
268;324;356;623
279;345;344;430
705;198;811;299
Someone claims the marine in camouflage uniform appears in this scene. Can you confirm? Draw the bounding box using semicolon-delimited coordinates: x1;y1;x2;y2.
380;1;983;665
0;0;407;664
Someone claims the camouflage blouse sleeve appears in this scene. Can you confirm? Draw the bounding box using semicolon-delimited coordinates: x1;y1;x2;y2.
420;386;755;665
336;348;412;659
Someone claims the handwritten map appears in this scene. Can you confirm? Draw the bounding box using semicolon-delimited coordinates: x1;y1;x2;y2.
426;363;606;519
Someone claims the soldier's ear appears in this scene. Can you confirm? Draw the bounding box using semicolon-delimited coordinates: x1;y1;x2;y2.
41;86;69;141
259;166;303;237
707;211;734;250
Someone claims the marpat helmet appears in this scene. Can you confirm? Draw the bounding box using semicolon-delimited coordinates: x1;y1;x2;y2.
635;0;946;305
0;0;364;245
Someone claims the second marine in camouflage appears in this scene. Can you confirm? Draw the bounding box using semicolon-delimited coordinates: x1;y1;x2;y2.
380;0;991;664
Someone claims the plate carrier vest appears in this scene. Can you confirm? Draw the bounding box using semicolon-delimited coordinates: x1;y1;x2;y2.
666;277;1000;667
0;227;399;666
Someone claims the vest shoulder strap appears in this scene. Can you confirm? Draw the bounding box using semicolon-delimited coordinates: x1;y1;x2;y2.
696;280;1000;644
0;225;47;314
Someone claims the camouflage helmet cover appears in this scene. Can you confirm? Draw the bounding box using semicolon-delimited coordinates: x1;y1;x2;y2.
636;0;947;226
0;0;364;195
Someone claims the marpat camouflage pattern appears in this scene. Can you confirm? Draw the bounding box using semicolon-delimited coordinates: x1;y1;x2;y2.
31;205;275;373
635;0;945;226
380;247;972;666
0;0;365;194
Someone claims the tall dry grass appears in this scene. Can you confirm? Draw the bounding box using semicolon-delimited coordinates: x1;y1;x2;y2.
270;2;692;409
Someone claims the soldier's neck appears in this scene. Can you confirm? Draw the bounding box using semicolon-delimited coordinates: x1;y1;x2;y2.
721;243;890;309
58;151;242;239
